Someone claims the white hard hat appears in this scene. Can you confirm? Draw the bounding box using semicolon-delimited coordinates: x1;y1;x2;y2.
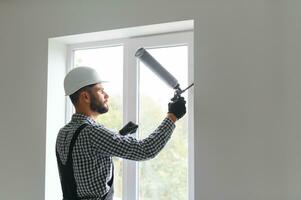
64;66;106;96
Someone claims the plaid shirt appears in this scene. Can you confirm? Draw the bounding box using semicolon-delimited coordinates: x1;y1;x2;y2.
56;113;175;199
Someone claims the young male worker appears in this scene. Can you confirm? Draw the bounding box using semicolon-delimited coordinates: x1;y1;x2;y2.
56;66;186;200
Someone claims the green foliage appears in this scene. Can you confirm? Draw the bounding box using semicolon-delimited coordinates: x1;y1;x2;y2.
139;96;188;200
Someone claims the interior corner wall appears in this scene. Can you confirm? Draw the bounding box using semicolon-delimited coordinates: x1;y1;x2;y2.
0;1;300;200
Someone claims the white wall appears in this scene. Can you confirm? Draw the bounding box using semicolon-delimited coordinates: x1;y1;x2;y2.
0;0;300;199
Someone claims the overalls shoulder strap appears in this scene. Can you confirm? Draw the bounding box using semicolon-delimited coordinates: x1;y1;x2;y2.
56;123;89;200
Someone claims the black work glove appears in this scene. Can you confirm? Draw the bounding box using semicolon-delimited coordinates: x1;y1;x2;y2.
119;121;139;135
168;96;186;120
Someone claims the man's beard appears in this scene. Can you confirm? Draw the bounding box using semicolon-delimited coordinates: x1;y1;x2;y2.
90;93;108;114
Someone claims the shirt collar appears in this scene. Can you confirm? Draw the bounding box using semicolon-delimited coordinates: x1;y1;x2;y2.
71;113;97;125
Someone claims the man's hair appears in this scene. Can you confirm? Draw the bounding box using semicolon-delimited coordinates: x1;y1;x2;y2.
69;84;95;106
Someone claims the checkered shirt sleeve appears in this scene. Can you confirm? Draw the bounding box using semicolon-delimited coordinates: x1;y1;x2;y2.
88;117;175;161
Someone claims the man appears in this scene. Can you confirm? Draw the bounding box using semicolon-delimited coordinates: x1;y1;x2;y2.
56;66;186;200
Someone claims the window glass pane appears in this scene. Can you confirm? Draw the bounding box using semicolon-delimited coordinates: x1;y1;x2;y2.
138;46;188;200
74;46;123;200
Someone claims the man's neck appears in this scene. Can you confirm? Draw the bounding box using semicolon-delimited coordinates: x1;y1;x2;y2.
90;112;99;121
75;109;99;121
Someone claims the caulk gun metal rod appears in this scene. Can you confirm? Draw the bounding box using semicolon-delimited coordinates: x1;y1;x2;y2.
179;83;194;95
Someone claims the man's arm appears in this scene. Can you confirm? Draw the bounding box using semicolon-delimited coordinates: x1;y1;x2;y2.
88;97;186;161
88;116;175;161
166;113;177;123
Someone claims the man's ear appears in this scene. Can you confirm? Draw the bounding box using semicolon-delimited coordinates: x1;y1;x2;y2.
80;91;90;104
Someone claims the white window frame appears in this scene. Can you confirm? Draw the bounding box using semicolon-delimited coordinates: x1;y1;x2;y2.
66;31;194;200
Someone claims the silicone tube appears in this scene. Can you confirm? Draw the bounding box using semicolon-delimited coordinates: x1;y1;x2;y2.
135;48;179;89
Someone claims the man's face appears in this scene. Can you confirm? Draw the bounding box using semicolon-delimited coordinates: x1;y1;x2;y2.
89;83;109;114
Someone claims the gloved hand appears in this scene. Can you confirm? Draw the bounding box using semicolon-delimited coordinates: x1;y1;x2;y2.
168;96;186;120
119;121;139;135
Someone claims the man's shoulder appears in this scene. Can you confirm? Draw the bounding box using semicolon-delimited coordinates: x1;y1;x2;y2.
58;123;76;134
56;122;93;149
59;122;104;135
